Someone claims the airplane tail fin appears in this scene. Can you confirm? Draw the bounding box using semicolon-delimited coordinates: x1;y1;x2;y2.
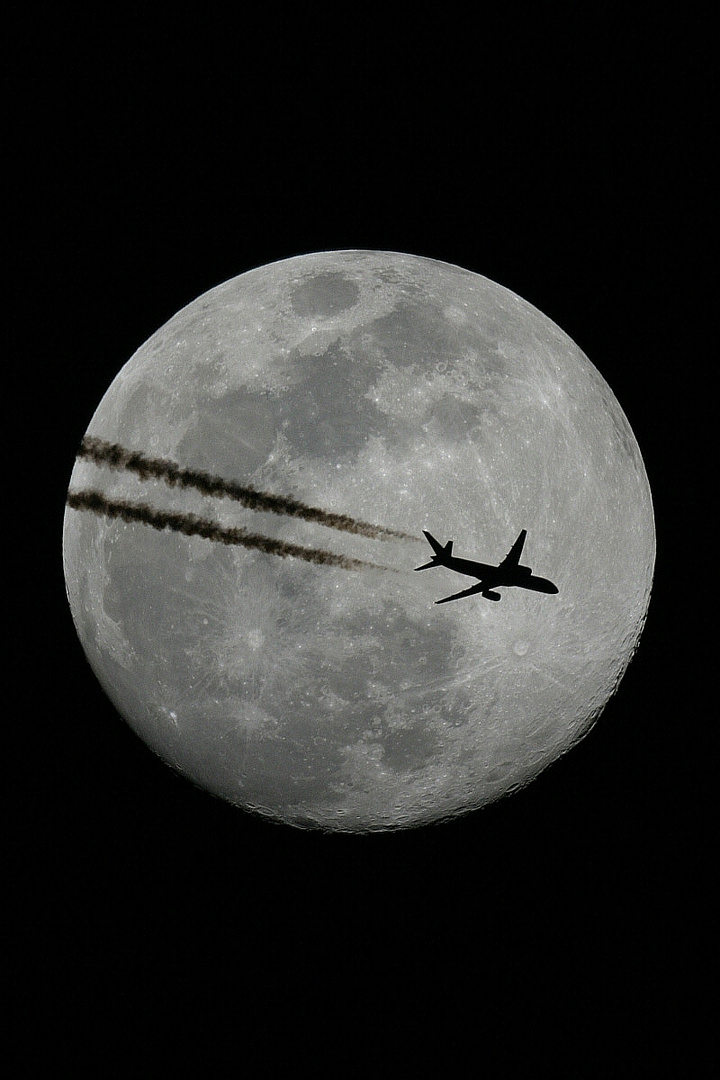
414;531;453;571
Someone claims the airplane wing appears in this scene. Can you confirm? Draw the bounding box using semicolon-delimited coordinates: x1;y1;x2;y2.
501;529;527;568
435;582;487;605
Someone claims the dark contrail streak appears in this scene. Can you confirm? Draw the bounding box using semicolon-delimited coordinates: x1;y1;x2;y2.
66;490;394;571
77;436;414;541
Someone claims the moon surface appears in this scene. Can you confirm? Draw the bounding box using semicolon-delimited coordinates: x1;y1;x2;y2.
63;251;654;831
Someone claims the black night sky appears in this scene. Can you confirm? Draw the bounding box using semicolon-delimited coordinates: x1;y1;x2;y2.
9;8;711;1071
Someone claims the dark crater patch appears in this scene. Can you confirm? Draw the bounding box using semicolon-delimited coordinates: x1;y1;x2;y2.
279;340;382;461
382;725;443;773
427;395;482;440
290;273;360;318
175;389;278;476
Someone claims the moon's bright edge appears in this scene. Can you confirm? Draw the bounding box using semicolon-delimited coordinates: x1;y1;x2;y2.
63;251;655;831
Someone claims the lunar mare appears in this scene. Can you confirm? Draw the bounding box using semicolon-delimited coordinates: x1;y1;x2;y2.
63;251;655;831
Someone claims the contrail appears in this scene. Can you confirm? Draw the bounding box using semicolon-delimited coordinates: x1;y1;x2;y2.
77;436;415;541
66;489;395;571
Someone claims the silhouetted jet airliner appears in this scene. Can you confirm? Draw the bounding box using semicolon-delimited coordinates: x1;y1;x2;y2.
414;529;559;604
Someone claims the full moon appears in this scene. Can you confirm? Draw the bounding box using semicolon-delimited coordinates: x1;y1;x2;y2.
63;251;654;831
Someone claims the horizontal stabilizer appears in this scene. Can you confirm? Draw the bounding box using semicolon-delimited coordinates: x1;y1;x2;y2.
414;530;454;571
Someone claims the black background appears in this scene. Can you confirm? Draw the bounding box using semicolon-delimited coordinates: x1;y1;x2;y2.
9;7;712;1071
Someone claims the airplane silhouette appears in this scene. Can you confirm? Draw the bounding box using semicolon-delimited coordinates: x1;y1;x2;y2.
414;529;559;604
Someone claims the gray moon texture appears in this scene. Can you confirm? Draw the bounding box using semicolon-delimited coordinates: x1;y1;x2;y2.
63;251;655;831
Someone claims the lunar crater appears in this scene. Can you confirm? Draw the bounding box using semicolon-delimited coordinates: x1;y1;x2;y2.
289;271;361;318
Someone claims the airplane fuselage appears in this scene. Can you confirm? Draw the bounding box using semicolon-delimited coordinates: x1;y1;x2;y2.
414;529;559;604
443;555;556;593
